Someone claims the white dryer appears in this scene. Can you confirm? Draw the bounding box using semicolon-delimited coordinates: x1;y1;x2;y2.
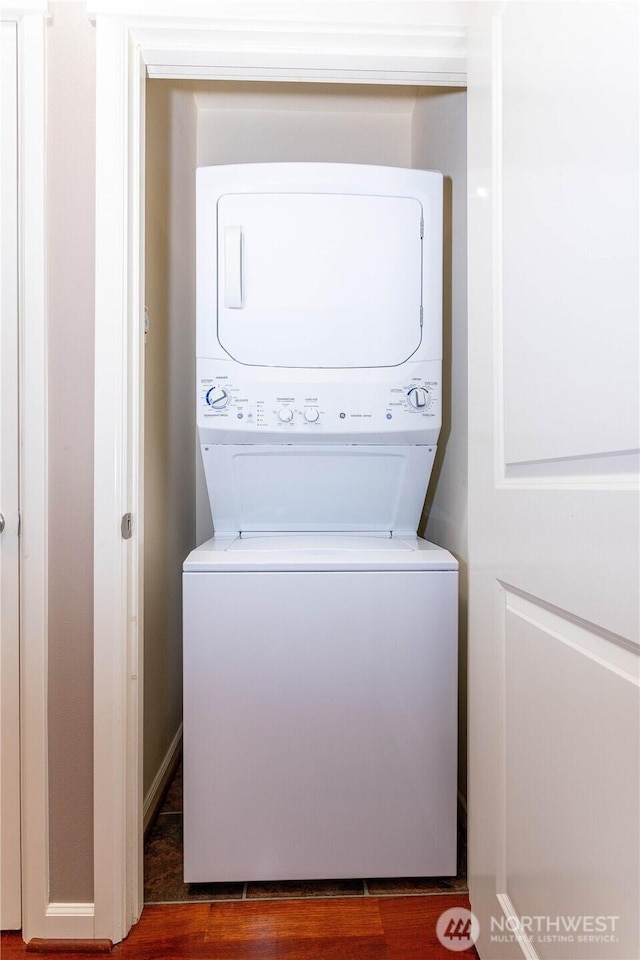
183;163;458;882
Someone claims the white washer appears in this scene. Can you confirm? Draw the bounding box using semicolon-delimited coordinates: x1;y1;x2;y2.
184;163;458;882
183;534;457;882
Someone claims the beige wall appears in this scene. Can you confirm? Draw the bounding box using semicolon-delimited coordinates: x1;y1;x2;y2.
143;82;197;800
46;1;96;902
412;88;469;798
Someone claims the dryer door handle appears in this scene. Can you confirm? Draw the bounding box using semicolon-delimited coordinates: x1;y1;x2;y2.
224;225;244;309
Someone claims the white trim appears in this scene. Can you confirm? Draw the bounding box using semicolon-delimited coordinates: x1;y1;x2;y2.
1;17;22;933
46;903;95;918
93;16;145;944
0;1;50;19
495;893;540;960
86;0;471;26
87;2;468;86
127;29;146;928
143;726;183;834
43;903;95;940
16;9;50;944
93;5;469;944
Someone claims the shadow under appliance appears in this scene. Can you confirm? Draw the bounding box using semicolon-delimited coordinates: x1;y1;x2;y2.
183;163;458;882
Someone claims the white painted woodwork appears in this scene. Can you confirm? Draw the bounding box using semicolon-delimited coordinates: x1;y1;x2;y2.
0;18;21;932
467;5;640;960
1;1;80;941
88;0;469;86
93;15;145;943
12;6;64;943
87;1;469;85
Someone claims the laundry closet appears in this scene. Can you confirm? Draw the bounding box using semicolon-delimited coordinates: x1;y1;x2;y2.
142;79;468;841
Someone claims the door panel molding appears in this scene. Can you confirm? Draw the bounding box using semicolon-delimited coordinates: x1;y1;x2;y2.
502;449;639;487
500;582;640;661
502;597;639;953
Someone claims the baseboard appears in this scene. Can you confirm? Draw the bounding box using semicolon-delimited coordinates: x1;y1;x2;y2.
24;903;97;942
143;724;183;835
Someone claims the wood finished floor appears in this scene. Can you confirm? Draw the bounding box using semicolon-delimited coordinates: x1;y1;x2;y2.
2;762;478;958
1;895;479;958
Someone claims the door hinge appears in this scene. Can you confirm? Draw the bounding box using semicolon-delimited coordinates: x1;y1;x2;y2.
419;216;424;238
121;512;133;540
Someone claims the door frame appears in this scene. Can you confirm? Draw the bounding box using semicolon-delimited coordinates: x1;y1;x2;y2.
0;0;49;944
1;14;21;935
90;0;469;943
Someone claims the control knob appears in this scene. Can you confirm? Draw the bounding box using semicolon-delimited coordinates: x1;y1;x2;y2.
304;408;319;423
278;408;294;423
206;386;230;409
407;387;430;409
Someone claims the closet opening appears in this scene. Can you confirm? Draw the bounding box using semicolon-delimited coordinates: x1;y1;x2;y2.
141;78;468;905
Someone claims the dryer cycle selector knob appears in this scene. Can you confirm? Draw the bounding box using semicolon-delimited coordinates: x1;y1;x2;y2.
206;386;230;409
278;408;294;423
407;387;430;409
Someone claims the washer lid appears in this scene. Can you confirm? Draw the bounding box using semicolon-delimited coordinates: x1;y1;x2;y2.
183;535;458;572
216;192;423;368
226;533;414;553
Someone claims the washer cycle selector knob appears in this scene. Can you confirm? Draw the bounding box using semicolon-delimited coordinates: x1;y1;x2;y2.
304;408;319;423
278;408;294;423
206;386;230;409
407;387;430;409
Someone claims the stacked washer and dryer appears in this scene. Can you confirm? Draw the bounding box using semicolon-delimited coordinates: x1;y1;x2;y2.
183;163;458;883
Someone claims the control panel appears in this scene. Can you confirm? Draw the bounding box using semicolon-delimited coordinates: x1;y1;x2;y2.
197;362;441;445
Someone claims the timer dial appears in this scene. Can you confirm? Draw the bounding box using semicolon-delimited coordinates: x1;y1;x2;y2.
407;387;430;409
206;386;230;409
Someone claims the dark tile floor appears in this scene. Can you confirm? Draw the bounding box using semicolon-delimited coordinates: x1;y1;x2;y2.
144;760;468;904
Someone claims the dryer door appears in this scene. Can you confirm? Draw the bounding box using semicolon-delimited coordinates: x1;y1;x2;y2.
216;192;423;368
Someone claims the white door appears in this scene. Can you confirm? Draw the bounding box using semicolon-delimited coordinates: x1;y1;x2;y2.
0;18;22;931
467;4;639;960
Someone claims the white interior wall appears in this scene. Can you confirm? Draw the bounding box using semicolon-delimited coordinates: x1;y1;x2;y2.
143;81;197;801
412;88;468;798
